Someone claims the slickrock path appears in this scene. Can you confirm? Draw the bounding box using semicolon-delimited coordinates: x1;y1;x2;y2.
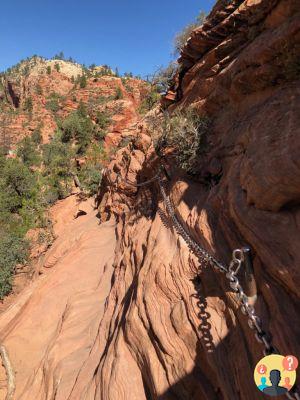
0;199;116;399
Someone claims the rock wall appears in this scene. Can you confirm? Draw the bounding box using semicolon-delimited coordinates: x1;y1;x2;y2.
0;59;148;146
0;0;299;399
95;0;300;398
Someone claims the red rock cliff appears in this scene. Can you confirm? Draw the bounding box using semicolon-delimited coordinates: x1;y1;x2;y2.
0;0;299;399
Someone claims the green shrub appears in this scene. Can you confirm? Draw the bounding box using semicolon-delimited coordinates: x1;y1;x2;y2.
0;158;37;212
17;137;41;166
46;66;51;75
78;143;104;195
60;105;94;153
24;97;33;112
42;136;74;201
154;108;210;174
152;63;178;94
45;92;61;113
114;87;123;100
0;232;29;299
138;88;160;114
32;126;43;144
79;75;87;88
95;110;111;130
43;135;74;174
36;84;43;95
79;165;102;195
53;51;65;60
54;63;60;72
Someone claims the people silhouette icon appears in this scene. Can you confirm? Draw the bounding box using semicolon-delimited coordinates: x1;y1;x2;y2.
284;377;292;391
263;369;287;396
258;377;268;391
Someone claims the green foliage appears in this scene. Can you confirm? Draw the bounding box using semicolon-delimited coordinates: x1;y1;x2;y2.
43;134;73;174
45;92;61;113
46;65;51;75
93;110;111;140
79;75;87;88
42;134;74;202
53;51;65;60
152;62;178;94
0;232;29;299
35;84;43;95
78;144;104;195
114;87;123;100
24;97;33;112
59;105;94;154
23;65;30;76
54;63;60;72
154;108;210;174
17;137;41;166
123;72;133;78
95;110;111;130
79;165;102;195
0;158;37;212
96;95;113;105
138;88;161;114
32;126;43;144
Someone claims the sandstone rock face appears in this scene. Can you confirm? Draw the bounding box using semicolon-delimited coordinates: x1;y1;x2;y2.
0;197;117;399
0;1;299;399
0;59;149;146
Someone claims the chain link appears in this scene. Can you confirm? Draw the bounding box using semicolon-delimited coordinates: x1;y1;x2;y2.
158;176;299;399
115;171;161;188
110;169;299;399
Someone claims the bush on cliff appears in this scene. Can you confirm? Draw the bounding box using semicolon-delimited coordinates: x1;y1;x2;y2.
0;152;45;298
78;143;105;195
94;110;111;140
173;11;206;56
154;108;210;174
114;87;123;100
42;135;75;202
24;97;33;113
0;232;29;299
46;92;62;113
59;103;94;154
138;87;161;114
79;75;87;88
151;63;178;94
17;136;41;166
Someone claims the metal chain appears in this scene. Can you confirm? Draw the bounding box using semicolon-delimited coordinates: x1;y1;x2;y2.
158;177;300;399
115;171;161;188
109;169;299;398
158;177;274;351
158;177;227;273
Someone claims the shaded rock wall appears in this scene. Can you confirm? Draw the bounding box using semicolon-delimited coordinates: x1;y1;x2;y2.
94;0;300;398
0;1;298;399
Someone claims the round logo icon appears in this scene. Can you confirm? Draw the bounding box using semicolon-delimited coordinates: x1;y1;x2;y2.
254;354;298;397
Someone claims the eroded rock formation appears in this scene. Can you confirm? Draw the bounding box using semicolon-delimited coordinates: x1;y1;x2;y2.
0;0;299;399
0;59;148;146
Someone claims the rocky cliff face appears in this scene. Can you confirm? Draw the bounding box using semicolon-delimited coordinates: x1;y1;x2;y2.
0;58;148;147
0;0;299;399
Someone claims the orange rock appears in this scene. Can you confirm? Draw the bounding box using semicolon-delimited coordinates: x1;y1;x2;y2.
0;1;299;399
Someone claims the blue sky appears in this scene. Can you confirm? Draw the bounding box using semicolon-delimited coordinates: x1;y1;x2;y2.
0;0;215;77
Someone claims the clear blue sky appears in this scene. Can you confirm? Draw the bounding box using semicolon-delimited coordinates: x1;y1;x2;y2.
0;0;215;77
